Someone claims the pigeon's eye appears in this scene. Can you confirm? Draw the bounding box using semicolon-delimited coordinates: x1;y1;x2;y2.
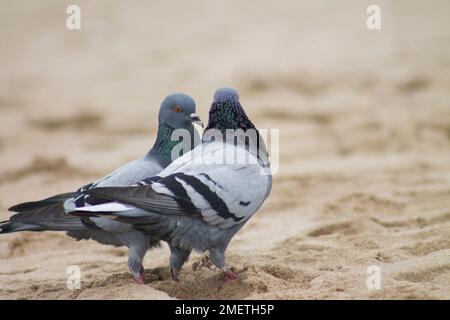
174;106;183;113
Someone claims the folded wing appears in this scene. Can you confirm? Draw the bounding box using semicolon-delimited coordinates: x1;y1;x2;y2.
72;143;271;230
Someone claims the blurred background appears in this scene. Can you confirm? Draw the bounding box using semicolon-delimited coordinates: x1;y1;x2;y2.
0;0;449;299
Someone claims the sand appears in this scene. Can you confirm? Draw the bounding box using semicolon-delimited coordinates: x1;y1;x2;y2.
0;0;449;299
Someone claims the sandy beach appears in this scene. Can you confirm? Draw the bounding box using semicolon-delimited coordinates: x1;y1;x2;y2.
0;0;449;299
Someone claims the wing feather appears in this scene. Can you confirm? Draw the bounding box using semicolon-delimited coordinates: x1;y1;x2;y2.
72;142;271;229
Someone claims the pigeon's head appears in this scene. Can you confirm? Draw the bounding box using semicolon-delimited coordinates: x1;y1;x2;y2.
205;87;255;132
159;93;203;129
213;87;240;104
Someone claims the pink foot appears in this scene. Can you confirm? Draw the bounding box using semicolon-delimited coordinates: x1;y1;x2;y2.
133;265;145;285
218;270;238;290
224;270;238;282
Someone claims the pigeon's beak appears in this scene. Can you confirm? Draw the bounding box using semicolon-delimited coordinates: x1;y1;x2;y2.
190;113;203;128
190;113;204;139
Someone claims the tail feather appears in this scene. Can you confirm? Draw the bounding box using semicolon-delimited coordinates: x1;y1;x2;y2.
0;221;44;233
8;192;81;212
2;203;87;233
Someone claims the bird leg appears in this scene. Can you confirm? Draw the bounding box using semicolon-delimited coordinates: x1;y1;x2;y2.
169;245;191;281
209;249;238;285
133;264;145;285
170;268;180;281
126;234;150;285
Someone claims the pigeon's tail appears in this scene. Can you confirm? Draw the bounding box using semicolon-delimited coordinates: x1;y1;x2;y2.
0;220;44;234
0;203;87;234
8;192;81;212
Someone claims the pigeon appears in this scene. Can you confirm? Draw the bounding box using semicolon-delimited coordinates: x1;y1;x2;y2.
70;87;272;282
0;93;203;284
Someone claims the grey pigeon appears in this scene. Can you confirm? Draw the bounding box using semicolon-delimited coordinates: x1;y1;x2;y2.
70;87;272;282
0;93;203;284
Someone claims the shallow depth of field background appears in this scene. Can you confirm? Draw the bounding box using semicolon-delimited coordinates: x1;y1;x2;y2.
0;0;449;299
